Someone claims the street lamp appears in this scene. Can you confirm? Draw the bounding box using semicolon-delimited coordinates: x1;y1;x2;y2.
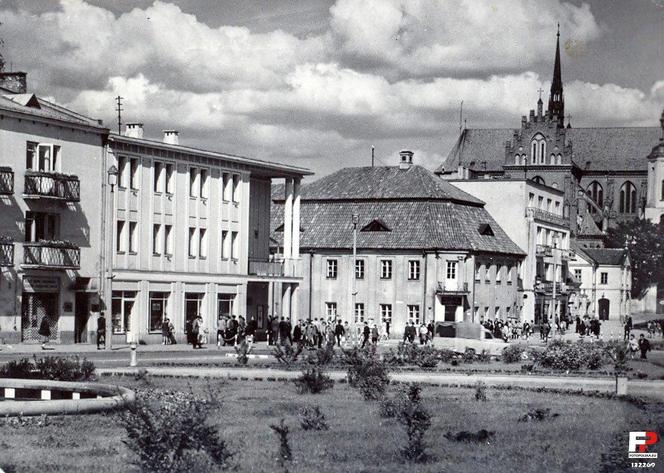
104;164;119;349
107;165;118;191
351;214;359;325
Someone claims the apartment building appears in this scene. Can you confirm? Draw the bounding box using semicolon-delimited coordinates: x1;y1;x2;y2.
0;72;108;344
451;179;572;324
107;125;310;343
271;152;525;337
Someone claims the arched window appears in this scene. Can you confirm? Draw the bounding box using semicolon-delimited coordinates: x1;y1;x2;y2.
530;134;546;165
586;181;604;214
522;154;527;165
532;176;545;185
556;154;563;165
550;153;556;165
619;181;637;213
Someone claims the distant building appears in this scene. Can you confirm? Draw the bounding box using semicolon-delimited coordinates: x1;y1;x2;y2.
567;246;631;328
271;152;525;337
645;110;664;225
451;179;572;325
0;72;108;344
106;125;310;343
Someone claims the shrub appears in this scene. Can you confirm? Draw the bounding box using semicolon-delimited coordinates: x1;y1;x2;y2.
119;389;232;472
134;368;150;385
462;348;476;364
305;341;336;366
272;344;303;366
474;381;487;402
538;340;609;371
384;343;440;368
234;340;251;365
397;384;431;463
343;346;390;401
0;356;95;381
476;350;492;363
294;367;334;394
502;344;527;364
437;348;455;363
415;346;440;368
298;406;329;431
270;419;292;465
518;408;559;422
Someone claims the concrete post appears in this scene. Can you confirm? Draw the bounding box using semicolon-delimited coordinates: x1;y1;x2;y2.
292;178;301;259
282;284;292;321
283;178;293;260
129;341;137;367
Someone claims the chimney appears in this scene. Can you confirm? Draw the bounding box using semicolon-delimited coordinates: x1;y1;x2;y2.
0;72;27;94
399;150;414;170
163;130;179;145
125;123;144;139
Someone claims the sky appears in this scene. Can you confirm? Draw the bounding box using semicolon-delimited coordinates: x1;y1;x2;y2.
1;0;663;178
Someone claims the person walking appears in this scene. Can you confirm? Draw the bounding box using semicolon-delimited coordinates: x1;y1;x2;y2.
371;323;379;345
334;319;345;346
419;323;428;345
216;315;227;348
161;317;170;345
638;334;651;360
191;315;202;349
96;313;106;350
278;317;292;346
39;315;51;350
167;318;176;344
628;334;638;359
361;322;370;348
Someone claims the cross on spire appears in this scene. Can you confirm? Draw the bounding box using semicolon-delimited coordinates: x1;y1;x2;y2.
537;87;544;101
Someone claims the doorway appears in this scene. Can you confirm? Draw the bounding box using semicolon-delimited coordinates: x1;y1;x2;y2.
598;298;610;321
74;293;89;343
21;292;58;343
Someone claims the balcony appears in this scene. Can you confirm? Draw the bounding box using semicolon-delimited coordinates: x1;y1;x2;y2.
436;281;469;294
0;237;14;267
249;258;284;277
535;244;553;257
24;171;80;202
526;207;568;227
0;167;14;195
23;241;81;270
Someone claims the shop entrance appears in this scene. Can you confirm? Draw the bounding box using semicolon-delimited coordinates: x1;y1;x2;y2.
21;292;58;343
74;293;89;343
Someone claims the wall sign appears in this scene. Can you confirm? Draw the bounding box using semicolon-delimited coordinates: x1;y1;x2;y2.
23;277;60;293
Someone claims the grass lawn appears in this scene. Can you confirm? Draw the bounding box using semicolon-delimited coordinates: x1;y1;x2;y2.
0;376;659;473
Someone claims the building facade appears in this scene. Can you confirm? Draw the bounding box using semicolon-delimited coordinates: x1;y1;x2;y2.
645;110;664;225
106;126;310;344
451;179;572;324
271;152;526;337
0;72;108;344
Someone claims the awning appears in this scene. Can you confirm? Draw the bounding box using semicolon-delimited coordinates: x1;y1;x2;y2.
70;277;99;292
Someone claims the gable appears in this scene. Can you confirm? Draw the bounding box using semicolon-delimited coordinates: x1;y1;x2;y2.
360;219;391;232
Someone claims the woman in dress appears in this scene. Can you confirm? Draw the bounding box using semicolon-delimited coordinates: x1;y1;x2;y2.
38;316;51;349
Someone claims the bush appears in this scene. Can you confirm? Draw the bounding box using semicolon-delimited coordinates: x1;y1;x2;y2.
119;389;232;472
305;341;336;366
397;384;431;463
462;348;476;364
298;406;329;431
234;340;251;365
476;350;492;363
343;346;390;401
474;381;487;402
0;356;95;381
538;340;610;371
501;344;527;364
269;419;292;465
438;348;455;363
272;344;303;366
294;367;334;394
384;343;440;368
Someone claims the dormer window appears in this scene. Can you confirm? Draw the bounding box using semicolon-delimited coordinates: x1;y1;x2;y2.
530;133;546;164
478;223;494;236
361;219;391;232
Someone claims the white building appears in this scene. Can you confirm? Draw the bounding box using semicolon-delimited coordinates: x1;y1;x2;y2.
645;110;664;225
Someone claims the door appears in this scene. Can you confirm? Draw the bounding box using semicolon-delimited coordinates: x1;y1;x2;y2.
74;293;89;343
598;298;610;321
21;292;58;343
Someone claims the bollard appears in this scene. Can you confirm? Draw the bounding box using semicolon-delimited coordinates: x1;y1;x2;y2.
129;341;138;367
616;376;628;396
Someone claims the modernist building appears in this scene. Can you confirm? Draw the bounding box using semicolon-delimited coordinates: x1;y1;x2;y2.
451;179;572;324
0;72;108;344
567;246;631;328
106;125;310;343
271;152;526;337
436;30;661;245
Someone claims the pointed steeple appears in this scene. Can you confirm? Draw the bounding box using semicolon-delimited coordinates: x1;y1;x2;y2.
548;23;564;128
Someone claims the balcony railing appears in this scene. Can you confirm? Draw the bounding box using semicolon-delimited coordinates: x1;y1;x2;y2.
0;167;14;195
0;238;14;267
24;171;80;202
23;241;81;270
249;258;285;277
526;207;568;227
535;244;553;257
436;281;469;294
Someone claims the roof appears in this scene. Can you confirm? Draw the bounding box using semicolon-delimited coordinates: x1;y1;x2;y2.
273;165;484;205
576;211;604;237
437;127;661;174
0;94;107;131
579;247;628;266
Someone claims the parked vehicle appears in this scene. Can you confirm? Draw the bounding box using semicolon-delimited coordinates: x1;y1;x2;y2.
432;322;508;356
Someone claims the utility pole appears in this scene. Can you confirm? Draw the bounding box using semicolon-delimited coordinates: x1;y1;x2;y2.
115;96;123;134
459;100;463;132
351;214;359;324
371;146;375;167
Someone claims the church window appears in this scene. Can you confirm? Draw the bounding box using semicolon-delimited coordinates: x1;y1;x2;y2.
530;134;546;165
619;181;637;214
586;181;603;214
556;154;563;165
661;180;664;201
514;154;520;164
521;154;527;165
550;154;556;165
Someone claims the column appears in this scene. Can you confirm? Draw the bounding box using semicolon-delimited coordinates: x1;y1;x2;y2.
283;178;293;260
268;281;274;318
292;178;301;259
282;284;292;320
291;285;299;323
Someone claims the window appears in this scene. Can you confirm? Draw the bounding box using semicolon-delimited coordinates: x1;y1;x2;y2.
555;201;561;214
165;163;174;194
586;181;604;214
600;272;608;285
218;294;234;318
149;292;169;333
326;259;338;279
538;196;544;208
475;264;482;282
407;305;420;325
355;259;365;279
130;158;139;190
221;230;230;259
354;303;365;323
111;291;136;334
496;265;502;283
117;156;127;188
152;224;161;255
326;302;337;318
26;141;37;169
188;227;197;258
128;222;138;253
514;154;520;164
619;181;637;214
484;307;489;320
25;211;58;242
164;225;173;256
528;192;535;206
199;228;207;259
556;154;563;165
380;260;392;279
574;269;582;281
530;133;546;164
546;198;552;211
661;180;664;201
495;306;501;319
232;174;240;203
446;261;457;279
153;161;163;192
408;260;420;280
231;231;239;260
189;167;199;197
26;142;60;172
222;173;231;201
507;266;514;284
380;304;392;324
184;293;203;333
200;169;208;198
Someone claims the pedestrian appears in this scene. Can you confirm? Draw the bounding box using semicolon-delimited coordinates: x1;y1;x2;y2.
638;334;651;360
628;334;638;359
168;318;176;344
361;322;370;348
38;315;51;350
245;316;257;345
371;323;379;345
334;319;345;346
343;321;350;346
419;323;428;345
427;321;434;340
96;313;106;350
191;315;202;349
217;315;227;348
161;317;170;345
278;317;292;346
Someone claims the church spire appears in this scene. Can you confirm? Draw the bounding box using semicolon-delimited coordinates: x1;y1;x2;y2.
548;23;564;128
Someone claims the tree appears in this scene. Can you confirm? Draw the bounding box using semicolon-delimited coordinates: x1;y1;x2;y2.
605;219;664;298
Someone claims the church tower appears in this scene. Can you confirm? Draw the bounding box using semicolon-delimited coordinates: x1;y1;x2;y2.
548;25;565;128
645;109;664;224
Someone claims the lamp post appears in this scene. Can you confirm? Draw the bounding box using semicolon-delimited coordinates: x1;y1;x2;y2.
551;234;559;328
105;165;118;350
351;214;359;325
